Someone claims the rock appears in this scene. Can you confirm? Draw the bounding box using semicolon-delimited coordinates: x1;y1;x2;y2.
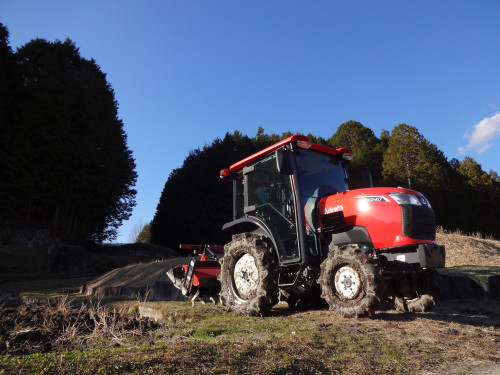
138;306;163;321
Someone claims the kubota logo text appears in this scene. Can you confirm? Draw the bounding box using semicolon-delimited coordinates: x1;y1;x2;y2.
323;205;343;214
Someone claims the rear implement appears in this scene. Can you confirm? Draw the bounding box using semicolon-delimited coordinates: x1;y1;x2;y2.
166;244;223;305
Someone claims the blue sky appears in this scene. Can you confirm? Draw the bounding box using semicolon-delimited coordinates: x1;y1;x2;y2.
2;1;500;243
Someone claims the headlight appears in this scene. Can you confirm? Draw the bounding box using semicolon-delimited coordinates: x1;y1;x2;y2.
388;193;431;208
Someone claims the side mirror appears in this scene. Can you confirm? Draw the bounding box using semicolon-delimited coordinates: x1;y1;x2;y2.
276;148;294;175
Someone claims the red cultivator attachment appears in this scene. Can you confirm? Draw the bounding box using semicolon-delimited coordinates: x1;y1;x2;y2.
166;244;224;305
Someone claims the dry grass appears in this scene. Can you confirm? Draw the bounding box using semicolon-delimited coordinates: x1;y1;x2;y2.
0;296;160;356
1;299;499;374
436;227;500;267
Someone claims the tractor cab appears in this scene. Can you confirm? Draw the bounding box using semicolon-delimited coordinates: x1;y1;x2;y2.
220;135;366;267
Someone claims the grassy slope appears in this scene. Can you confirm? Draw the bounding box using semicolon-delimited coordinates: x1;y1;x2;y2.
0;244;171;296
436;230;500;267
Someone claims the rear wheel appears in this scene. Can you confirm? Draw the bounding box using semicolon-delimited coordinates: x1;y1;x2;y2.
219;233;279;316
319;245;384;318
280;285;327;311
389;271;436;312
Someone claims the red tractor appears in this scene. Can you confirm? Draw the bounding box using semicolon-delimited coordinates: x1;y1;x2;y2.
217;134;445;317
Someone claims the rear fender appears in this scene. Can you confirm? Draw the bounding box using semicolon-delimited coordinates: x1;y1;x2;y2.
222;217;279;258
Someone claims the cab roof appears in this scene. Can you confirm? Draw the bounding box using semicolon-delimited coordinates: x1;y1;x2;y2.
229;134;351;172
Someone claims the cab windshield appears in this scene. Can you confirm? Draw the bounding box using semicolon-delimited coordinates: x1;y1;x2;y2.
295;148;348;201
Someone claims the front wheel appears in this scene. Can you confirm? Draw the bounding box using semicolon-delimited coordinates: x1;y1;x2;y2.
388;271;437;312
219;233;279;316
319;245;385;318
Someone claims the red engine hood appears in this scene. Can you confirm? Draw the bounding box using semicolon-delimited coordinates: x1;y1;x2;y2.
318;187;436;249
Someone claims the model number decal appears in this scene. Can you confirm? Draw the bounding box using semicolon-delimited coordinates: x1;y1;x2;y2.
355;196;390;202
323;205;343;214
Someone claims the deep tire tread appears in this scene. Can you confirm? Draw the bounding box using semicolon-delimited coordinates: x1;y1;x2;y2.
319;244;384;318
218;233;279;316
392;271;437;313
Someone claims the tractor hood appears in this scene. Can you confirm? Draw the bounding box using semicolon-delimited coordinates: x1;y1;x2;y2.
318;187;437;249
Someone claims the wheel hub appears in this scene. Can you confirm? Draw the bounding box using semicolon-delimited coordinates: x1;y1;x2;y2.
335;266;362;299
233;254;259;299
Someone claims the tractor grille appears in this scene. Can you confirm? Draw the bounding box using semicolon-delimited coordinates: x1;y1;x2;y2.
401;205;436;240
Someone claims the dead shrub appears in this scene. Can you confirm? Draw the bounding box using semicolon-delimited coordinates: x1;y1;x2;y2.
0;296;161;355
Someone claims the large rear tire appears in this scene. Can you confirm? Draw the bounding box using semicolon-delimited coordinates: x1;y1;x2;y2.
219;233;279;316
319;245;384;318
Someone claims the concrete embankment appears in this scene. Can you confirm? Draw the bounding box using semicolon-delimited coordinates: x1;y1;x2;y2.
81;257;192;301
435;266;500;300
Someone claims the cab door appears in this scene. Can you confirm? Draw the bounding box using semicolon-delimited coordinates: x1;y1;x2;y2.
243;154;300;263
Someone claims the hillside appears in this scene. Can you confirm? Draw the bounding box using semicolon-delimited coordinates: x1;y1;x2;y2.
436;230;500;267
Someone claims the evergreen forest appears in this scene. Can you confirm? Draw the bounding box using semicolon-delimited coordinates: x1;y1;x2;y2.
151;124;500;249
0;23;137;244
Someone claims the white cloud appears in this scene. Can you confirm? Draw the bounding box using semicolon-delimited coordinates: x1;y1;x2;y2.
459;113;500;154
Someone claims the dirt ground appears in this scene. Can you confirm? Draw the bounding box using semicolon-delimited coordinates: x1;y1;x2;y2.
375;299;500;374
0;297;499;374
1;231;499;373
